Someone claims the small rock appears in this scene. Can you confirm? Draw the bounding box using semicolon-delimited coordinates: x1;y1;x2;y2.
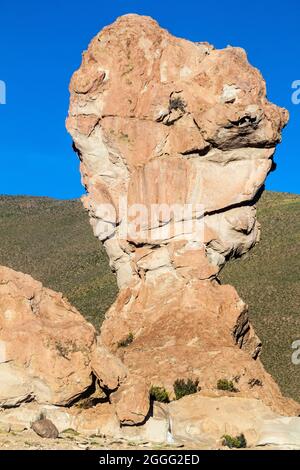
31;419;59;439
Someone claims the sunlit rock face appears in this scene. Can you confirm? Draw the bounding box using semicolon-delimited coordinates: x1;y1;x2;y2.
67;14;287;289
67;15;297;421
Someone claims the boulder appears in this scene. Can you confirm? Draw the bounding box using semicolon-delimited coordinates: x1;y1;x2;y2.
111;375;150;425
67;13;287;288
121;403;169;443
168;393;300;448
0;401;169;444
2;395;299;449
31;418;59;439
66;14;299;417
102;275;297;415
257;417;300;447
73;402;121;437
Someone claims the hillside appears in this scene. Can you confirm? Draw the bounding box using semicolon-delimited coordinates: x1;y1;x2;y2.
0;196;118;330
221;191;300;402
0;191;299;402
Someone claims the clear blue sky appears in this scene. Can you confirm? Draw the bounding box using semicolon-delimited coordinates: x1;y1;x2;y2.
0;0;299;198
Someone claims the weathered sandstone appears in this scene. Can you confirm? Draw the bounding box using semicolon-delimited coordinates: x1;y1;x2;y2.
0;266;124;407
67;14;287;287
66;14;298;420
31;418;59;439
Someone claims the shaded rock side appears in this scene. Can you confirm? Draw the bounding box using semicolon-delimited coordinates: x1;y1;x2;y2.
1;396;300;449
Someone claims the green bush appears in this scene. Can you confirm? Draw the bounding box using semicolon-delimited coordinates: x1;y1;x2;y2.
222;433;247;449
217;379;238;392
173;378;199;400
117;332;134;348
150;386;169;403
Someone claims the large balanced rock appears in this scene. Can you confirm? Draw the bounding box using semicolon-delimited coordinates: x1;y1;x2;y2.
67;14;299;419
0;266;125;407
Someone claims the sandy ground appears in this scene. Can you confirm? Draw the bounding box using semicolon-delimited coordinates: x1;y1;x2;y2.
0;429;297;451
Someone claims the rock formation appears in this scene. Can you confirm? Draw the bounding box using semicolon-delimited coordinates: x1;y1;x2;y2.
66;14;299;421
0;266;126;407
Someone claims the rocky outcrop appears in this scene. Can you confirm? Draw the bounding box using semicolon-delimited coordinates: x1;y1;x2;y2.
1;394;300;449
0;266;299;447
67;13;287;288
102;276;299;417
3;257;279;422
31;418;59;439
0;266;124;407
0;15;297;448
66;14;298;419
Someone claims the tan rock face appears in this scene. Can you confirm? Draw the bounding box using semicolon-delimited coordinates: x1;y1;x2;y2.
0;266;122;407
91;341;128;391
169;394;276;446
102;274;299;416
67;14;297;417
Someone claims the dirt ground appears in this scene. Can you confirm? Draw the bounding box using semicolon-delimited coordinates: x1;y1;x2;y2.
0;429;296;451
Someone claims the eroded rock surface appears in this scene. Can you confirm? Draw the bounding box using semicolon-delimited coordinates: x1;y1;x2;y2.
1;394;300;449
0;266;123;407
31;418;59;439
169;393;300;447
66;14;297;418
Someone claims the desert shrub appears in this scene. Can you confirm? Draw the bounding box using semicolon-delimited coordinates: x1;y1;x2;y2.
217;379;238;392
117;332;134;348
222;433;247;449
150;386;169;403
173;378;199;400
